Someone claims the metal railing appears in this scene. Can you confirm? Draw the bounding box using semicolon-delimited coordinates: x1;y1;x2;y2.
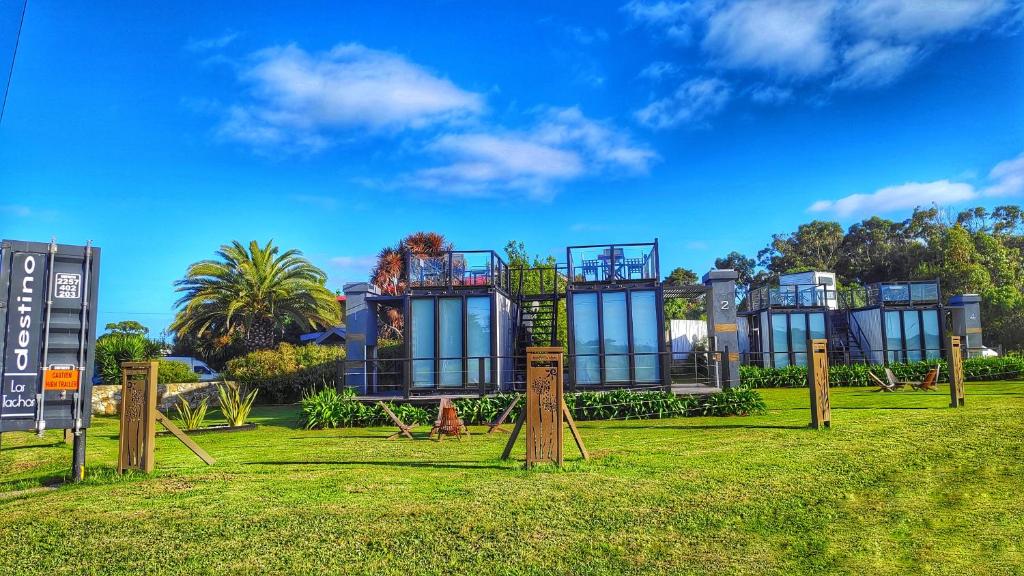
566;242;659;285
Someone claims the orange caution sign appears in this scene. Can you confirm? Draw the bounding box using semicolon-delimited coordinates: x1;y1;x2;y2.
43;368;80;391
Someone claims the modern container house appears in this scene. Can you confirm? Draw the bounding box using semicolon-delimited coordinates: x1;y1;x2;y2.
565;241;669;389
741;273;949;367
742;272;835;368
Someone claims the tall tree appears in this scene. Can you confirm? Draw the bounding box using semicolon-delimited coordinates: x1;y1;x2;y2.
171;240;340;351
757;220;845;276
663;267;704;320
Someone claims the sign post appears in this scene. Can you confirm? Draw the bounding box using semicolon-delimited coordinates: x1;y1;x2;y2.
808;339;831;429
502;347;588;467
947;335;965;408
117;361;215;473
0;239;100;482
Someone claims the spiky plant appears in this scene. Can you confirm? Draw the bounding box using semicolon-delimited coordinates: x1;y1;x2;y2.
174;397;209;430
216;382;258;427
171;240;340;351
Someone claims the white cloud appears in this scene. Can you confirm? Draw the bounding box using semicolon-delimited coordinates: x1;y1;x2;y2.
635;77;731;129
626;0;1016;128
638;61;681;81
809;180;976;217
981;152;1024;197
846;0;1007;40
0;204;32;217
748;84;793;104
185;31;240;52
411;107;656;198
219;43;484;152
833;40;919;89
703;0;836;78
809;151;1024;217
621;0;692;25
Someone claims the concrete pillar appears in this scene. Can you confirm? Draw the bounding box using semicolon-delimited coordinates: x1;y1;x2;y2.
703;269;740;389
949;294;983;358
343;282;379;391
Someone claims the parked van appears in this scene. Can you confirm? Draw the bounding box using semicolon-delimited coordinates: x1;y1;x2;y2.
161;356;221;381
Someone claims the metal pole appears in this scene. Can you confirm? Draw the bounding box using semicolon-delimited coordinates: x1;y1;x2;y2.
71;428;86;482
35;237;58;436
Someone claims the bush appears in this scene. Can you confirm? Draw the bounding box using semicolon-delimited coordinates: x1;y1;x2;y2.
217;382;258;426
158;360;200;384
739;355;1024;388
300;387;766;429
94;334;150;385
226;343;346;403
174;397;208;430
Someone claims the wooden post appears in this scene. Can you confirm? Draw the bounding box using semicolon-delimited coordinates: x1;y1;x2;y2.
947;335;965;408
117;361;159;473
117;361;215;473
501;347;587;467
808;339;831;429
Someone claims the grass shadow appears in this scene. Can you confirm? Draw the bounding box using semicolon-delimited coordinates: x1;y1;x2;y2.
0;442;66;452
601;423;808;431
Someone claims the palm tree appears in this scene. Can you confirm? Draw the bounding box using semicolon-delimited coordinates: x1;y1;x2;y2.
369;232;452;340
171;240;340;351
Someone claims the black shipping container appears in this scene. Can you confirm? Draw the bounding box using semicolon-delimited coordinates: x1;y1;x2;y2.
0;239;100;434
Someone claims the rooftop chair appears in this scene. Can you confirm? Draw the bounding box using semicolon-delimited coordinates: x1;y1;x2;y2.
885;367;939;392
869;371;902;392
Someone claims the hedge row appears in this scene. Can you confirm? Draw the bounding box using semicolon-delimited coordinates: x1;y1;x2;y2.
300;387;767;429
739;355;1024;388
225;343;346;403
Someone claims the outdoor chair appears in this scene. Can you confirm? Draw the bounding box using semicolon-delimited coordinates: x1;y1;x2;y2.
430;398;470;441
885;367;939;392
869;371;902;392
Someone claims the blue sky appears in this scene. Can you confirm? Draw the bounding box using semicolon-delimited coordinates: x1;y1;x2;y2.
1;0;1023;335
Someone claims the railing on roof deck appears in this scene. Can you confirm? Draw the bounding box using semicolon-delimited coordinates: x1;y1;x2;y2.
406;250;511;292
510;264;569;298
744;283;837;311
566;241;659;285
840;280;940;308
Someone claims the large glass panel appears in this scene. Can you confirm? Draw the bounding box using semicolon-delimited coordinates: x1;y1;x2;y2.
572;293;600;385
885;311;903;363
922;309;941;360
808;313;826;339
903;310;921;362
790;313;808;366
772;313;790;367
439;298;463;387
411;298;435;386
466;297;492;384
631;291;660;382
603;292;629;382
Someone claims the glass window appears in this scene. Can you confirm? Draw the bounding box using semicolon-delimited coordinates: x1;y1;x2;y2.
572;293;600;385
438;298;463;387
922;309;941;360
466;297;492;384
885;310;903;363
790;313;808;366
411;298;435;386
903;310;921;362
772;314;790;367
631;291;660;383
603;292;629;382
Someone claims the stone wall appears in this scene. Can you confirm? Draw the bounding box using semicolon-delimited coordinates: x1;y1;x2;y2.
91;381;222;416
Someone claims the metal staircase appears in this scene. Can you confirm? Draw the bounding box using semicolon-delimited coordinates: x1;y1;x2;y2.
511;266;565;388
828;310;867;363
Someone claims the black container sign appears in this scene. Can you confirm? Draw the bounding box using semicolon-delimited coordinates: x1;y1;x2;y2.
2;252;45;419
0;240;100;433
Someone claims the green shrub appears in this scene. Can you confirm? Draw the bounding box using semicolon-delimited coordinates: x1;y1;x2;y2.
217;382;258;426
225;343;346;403
174;397;208;430
158;360;200;384
300;387;765;429
94;334;149;385
740;355;1024;388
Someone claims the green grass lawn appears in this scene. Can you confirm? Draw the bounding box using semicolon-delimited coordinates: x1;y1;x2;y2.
1;382;1022;576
